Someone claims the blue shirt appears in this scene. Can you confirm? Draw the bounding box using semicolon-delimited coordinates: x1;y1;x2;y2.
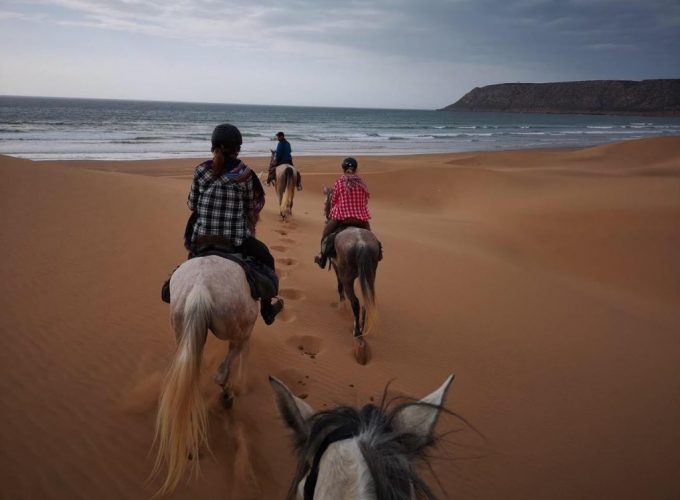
275;139;293;164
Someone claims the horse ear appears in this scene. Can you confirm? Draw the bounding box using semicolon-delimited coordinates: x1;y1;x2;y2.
391;374;454;441
269;376;315;440
323;186;330;195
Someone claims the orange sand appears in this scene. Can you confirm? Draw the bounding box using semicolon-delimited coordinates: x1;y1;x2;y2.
1;136;679;499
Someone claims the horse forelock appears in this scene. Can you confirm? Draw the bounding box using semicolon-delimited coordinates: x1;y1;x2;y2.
288;402;440;500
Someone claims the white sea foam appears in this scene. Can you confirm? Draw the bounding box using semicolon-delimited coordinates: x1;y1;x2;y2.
1;96;679;160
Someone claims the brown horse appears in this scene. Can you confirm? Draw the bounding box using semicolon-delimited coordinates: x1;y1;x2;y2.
151;256;258;494
269;150;297;220
322;187;380;364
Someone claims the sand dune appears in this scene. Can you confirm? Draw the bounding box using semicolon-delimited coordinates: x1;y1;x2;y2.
1;136;679;499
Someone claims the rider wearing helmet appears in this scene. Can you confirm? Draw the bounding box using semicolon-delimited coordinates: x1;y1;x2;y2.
164;123;283;325
314;157;371;268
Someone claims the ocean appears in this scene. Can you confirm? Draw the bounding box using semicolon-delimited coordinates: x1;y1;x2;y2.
1;95;679;161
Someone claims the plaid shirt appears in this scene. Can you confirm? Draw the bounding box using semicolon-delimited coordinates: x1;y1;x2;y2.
188;160;260;247
329;174;371;221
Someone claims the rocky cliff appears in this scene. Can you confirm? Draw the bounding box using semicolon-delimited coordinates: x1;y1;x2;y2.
440;80;680;116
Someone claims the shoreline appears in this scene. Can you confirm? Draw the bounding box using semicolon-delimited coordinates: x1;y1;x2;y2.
26;135;680;178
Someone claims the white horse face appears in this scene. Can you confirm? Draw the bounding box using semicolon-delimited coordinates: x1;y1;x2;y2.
270;375;454;500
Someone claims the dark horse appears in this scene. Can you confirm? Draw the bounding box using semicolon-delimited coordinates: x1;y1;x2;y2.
270;374;455;499
322;187;380;364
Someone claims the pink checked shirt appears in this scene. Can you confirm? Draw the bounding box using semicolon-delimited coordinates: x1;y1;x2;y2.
329;174;371;221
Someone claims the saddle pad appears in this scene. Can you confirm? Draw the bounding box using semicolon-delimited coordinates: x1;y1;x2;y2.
192;247;277;300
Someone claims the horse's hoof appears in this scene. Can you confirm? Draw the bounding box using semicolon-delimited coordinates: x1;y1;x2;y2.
352;337;370;365
220;390;234;409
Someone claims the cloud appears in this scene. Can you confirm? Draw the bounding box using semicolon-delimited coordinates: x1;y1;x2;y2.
1;0;678;107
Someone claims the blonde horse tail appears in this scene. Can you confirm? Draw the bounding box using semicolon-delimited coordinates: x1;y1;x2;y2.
280;167;295;217
357;244;378;336
152;284;212;495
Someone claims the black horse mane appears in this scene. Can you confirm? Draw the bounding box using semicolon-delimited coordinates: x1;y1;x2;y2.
286;398;445;500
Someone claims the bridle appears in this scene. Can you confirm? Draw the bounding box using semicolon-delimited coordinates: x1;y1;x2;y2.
303;424;358;500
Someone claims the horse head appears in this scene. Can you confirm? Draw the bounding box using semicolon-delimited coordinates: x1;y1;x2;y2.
270;374;455;500
270;149;277;168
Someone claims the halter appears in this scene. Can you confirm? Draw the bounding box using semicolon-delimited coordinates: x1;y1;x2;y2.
303;424;358;500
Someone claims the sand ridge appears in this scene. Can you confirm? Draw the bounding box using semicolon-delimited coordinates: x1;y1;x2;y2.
1;136;679;499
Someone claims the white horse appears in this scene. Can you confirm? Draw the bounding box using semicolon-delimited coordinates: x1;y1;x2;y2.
270;374;455;500
270;150;298;220
152;256;258;494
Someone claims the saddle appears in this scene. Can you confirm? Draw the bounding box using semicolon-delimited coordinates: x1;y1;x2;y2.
190;237;278;301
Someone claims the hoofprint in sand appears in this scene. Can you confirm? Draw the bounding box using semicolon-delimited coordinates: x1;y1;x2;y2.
0;136;679;499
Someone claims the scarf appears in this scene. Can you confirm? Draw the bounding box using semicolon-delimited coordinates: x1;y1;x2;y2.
208;159;265;215
342;174;368;192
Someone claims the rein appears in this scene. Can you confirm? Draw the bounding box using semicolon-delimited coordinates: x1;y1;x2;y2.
304;424;358;500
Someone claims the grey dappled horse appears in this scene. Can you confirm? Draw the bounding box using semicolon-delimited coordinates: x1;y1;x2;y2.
323;187;380;364
152;256;258;494
270;150;298;220
270;374;455;500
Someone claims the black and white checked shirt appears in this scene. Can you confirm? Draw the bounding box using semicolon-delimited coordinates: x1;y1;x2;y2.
187;161;255;247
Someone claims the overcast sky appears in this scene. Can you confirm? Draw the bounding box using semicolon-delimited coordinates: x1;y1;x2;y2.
1;0;678;109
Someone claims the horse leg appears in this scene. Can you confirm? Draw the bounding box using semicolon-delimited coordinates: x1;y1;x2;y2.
345;280;362;338
344;276;369;364
214;339;247;408
276;184;284;219
333;265;345;302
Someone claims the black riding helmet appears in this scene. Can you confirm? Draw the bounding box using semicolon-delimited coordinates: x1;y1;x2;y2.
211;123;242;152
341;157;358;171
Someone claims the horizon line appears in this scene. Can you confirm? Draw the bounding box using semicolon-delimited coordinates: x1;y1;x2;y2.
0;94;434;113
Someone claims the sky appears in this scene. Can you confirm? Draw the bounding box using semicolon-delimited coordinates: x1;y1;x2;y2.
0;0;679;109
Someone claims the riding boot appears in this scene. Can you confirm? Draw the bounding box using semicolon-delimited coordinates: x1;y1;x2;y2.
161;278;171;303
314;253;327;269
161;264;182;303
261;298;284;325
314;235;329;269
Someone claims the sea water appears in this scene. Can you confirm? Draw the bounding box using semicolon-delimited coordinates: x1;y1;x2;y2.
1;95;679;161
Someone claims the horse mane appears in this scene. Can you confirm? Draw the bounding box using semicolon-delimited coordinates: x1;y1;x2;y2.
287;399;445;500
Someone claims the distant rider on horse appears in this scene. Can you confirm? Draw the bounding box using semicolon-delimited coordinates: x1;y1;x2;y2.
267;131;302;190
314;157;372;269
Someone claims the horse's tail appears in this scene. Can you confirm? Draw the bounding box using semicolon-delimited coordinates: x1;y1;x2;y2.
280;166;295;217
152;284;212;495
357;243;378;336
